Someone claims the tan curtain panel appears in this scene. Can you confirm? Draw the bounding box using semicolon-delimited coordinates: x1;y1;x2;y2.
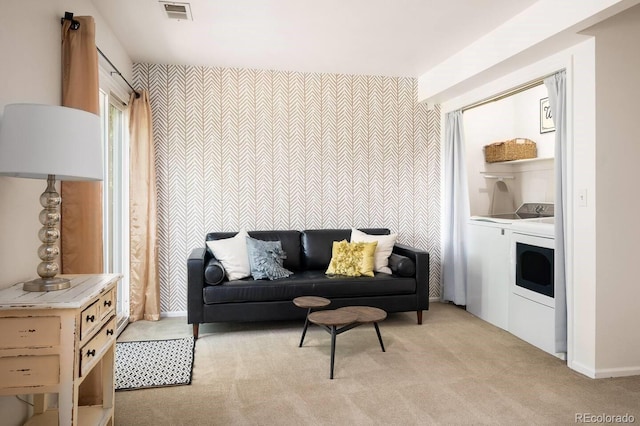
129;90;160;321
60;16;103;274
61;15;103;406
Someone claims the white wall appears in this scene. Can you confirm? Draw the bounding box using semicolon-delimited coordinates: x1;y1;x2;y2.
513;85;556;159
464;97;516;216
585;4;640;377
569;39;598;378
419;0;640;102
463;84;555;216
0;1;131;423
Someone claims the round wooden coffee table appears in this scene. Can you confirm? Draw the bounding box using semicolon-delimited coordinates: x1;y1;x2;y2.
308;309;357;379
338;306;387;323
337;306;387;352
293;296;331;347
307;306;387;379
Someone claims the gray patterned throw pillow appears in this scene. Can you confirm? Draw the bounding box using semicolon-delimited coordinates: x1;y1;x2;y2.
246;237;293;280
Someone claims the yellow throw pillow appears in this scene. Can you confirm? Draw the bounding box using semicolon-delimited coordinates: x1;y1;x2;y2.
326;240;378;277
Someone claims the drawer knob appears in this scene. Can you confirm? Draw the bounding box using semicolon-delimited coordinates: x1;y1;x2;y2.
106;329;114;336
104;300;112;307
86;349;96;357
86;314;95;322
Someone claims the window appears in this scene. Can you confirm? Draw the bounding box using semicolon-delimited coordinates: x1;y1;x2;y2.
99;87;130;335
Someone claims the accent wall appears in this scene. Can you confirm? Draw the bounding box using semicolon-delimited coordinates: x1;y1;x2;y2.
133;64;441;313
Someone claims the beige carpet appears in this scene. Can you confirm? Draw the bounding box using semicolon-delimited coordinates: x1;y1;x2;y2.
115;302;640;425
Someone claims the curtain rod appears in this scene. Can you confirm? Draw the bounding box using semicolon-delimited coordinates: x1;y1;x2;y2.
96;47;140;98
61;12;140;99
461;71;560;113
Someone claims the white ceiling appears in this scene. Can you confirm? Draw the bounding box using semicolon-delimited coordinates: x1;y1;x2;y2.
92;0;538;78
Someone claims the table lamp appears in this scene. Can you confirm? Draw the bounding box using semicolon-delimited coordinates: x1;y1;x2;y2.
0;104;103;291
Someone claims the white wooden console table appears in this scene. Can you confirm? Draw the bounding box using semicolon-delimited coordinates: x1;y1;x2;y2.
0;274;122;425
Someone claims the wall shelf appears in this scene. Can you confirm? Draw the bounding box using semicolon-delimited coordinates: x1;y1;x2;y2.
487;157;554;165
481;174;515;180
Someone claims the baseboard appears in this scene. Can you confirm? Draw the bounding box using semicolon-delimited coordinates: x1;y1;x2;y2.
429;297;441;303
161;310;186;318
568;360;596;378
592;365;640;378
569;360;640;378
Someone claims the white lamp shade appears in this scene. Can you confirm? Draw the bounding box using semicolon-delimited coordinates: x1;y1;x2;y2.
0;104;103;181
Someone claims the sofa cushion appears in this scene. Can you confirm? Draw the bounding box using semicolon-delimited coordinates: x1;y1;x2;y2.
325;240;377;277
302;229;350;270
388;253;415;277
246;237;292;280
204;259;225;285
207;230;302;271
351;228;397;274
301;228;390;270
205;229;251;281
202;270;417;304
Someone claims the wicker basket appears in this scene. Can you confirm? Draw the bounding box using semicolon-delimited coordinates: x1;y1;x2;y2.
484;138;537;163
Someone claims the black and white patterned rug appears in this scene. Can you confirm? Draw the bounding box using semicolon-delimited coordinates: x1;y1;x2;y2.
115;337;195;391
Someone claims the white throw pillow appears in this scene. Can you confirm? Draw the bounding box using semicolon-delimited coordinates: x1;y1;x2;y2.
205;229;250;281
350;228;397;274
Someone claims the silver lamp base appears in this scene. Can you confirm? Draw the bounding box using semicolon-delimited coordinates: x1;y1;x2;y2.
23;277;71;292
26;174;67;292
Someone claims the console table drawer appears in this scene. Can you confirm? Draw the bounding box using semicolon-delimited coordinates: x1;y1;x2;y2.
0;355;59;388
0;317;60;349
79;316;116;377
98;288;115;320
81;302;100;340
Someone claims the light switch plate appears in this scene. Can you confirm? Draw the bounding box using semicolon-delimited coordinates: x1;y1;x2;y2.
578;189;587;207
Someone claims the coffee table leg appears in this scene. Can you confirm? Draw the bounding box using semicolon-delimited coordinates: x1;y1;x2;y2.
299;308;311;347
330;326;337;379
374;322;385;352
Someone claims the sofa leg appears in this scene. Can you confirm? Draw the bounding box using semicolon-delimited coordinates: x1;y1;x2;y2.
193;323;199;339
417;310;423;325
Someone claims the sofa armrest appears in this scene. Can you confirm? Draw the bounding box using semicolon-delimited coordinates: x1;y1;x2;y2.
392;243;430;310
187;247;210;325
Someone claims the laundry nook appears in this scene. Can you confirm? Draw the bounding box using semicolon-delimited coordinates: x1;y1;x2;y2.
460;83;565;358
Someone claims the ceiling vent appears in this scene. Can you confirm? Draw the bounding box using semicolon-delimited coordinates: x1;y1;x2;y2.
159;1;193;21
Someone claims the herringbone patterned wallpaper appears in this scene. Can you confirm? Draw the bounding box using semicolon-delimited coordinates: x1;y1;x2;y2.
133;63;441;313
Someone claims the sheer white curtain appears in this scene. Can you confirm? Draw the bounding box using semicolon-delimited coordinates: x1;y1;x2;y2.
545;71;567;353
443;110;469;305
